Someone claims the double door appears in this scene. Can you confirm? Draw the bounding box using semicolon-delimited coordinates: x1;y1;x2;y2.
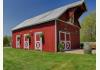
59;31;71;50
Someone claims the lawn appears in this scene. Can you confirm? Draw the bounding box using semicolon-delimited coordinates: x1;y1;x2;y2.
4;48;96;70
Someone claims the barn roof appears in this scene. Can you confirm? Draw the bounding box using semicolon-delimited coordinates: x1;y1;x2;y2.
12;0;85;31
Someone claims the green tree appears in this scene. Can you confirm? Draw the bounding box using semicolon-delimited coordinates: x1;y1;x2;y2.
80;11;96;42
3;36;11;47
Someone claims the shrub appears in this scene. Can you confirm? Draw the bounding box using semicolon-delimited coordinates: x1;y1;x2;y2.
3;36;11;47
58;43;64;52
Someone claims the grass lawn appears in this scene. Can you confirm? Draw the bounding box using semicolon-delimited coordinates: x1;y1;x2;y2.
4;48;96;70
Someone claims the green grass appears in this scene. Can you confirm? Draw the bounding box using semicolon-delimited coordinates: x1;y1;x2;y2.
4;48;96;70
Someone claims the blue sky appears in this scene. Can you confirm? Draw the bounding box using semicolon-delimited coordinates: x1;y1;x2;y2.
4;0;96;36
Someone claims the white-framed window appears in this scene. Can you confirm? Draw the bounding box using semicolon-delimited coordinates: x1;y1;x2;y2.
68;11;74;23
69;15;74;23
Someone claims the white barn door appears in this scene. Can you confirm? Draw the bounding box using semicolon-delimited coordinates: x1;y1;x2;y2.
59;31;71;50
35;32;42;51
24;34;29;49
16;35;20;48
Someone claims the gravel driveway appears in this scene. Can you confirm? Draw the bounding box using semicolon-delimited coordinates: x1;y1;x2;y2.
65;49;96;54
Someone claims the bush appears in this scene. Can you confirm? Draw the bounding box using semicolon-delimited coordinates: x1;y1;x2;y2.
58;43;64;52
3;36;11;47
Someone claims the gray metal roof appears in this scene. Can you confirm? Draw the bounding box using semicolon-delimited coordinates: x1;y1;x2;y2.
12;0;84;31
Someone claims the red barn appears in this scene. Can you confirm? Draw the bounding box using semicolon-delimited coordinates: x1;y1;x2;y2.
12;0;86;52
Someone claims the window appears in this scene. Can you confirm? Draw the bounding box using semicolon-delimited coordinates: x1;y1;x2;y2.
68;11;74;23
60;32;65;41
69;15;74;23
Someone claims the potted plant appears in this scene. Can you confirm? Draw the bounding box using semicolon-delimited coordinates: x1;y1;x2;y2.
58;43;64;52
26;34;30;39
17;36;20;41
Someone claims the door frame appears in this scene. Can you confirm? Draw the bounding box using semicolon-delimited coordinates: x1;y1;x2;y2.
34;32;43;51
59;31;71;50
16;35;20;48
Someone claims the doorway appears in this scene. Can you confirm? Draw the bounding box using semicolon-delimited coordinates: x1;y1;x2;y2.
59;31;71;50
34;32;43;51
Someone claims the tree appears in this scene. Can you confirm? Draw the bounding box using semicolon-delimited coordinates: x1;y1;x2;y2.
3;36;11;47
80;11;96;42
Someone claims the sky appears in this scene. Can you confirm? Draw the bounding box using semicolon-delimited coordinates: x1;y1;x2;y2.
4;0;96;36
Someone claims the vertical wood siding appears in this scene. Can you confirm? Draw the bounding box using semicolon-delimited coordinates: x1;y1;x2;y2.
12;21;56;52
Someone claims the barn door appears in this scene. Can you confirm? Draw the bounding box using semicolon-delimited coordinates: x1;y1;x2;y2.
59;32;66;49
16;35;20;48
24;34;29;49
59;31;71;50
65;33;71;50
35;32;42;51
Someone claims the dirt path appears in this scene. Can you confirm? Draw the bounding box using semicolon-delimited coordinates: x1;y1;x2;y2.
65;49;96;54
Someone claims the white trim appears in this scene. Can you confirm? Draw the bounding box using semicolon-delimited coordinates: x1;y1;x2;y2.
55;20;57;52
34;32;43;51
16;35;20;48
24;34;30;49
59;31;71;50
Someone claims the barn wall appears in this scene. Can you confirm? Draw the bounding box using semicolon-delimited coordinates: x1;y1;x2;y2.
56;20;80;49
12;21;56;52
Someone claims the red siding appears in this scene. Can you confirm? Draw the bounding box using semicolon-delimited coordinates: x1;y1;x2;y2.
12;21;56;52
59;10;69;22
